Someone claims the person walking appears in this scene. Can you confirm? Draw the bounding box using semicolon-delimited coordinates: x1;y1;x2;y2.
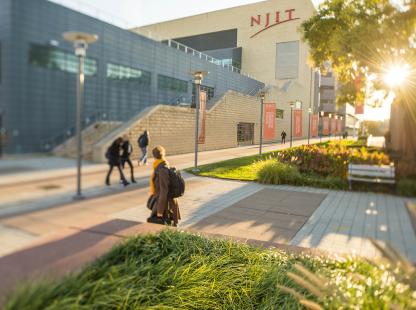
105;137;129;186
120;135;136;183
138;130;149;166
281;130;287;144
147;146;180;226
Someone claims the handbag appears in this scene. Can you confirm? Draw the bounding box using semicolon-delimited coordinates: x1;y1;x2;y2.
147;195;157;210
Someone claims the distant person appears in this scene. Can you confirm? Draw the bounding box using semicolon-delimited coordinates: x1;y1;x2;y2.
147;146;181;226
138;130;149;166
105;137;129;186
120;135;136;183
281;130;287;144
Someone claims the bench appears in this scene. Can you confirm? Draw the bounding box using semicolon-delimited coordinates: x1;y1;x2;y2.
348;163;395;190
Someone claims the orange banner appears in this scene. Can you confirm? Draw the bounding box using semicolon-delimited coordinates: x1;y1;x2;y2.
198;90;207;144
337;119;343;133
311;114;319;137
293;110;302;137
263;102;276;140
355;101;364;114
330;118;337;134
322;117;330;135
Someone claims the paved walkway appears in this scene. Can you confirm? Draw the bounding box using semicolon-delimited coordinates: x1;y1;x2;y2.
0;137;329;218
1;173;415;261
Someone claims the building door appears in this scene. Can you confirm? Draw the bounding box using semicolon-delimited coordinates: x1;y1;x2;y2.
237;122;254;146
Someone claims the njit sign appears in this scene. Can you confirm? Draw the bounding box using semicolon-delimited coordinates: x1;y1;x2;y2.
250;9;300;38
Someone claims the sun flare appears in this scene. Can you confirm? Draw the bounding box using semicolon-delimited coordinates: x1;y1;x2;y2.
383;64;410;87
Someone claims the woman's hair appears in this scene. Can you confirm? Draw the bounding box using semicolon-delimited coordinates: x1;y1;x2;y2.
152;145;166;160
114;137;123;145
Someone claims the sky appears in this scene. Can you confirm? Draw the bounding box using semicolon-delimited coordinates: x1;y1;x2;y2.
50;0;324;28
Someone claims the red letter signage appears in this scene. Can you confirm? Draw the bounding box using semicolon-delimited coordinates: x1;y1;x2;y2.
250;8;300;38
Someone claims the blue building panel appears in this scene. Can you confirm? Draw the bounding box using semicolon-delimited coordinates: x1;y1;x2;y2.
0;0;263;153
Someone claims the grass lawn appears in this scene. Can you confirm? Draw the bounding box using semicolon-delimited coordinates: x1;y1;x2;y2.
4;231;415;309
193;153;272;181
188;142;416;196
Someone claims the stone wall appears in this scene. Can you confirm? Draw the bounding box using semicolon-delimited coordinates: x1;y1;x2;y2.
92;91;262;162
53;121;121;161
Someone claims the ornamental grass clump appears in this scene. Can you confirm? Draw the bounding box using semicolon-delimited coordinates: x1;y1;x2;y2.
4;231;416;309
255;159;301;185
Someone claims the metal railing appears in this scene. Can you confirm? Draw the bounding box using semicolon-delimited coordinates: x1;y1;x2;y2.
163;39;255;79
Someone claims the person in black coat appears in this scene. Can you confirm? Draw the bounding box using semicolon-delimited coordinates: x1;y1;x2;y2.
281;130;287;144
105;137;129;186
120;135;136;183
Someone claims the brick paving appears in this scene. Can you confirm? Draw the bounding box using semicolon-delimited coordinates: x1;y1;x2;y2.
190;189;326;244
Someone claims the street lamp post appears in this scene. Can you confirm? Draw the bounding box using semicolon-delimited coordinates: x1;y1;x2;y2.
319;111;324;143
259;91;266;155
289;102;295;148
191;71;208;172
63;32;98;200
328;113;332;141
334;115;338;139
307;107;312;145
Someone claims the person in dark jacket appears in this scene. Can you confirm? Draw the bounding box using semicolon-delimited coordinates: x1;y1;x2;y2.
147;145;180;226
138;130;149;166
120;135;136;183
105;137;129;186
281;130;287;144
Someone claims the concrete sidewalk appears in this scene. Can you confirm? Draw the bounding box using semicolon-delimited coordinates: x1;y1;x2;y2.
0;137;329;218
1;172;415;261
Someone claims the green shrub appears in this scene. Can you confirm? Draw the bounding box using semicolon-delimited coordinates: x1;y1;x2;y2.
255;159;301;185
397;179;416;197
275;141;390;178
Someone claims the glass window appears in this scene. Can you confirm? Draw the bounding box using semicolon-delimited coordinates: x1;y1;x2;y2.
28;44;97;76
106;63;151;85
276;41;299;80
276;109;284;119
157;74;188;92
192;84;215;106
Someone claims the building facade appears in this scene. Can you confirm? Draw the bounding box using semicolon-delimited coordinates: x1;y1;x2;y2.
0;0;262;153
134;0;320;141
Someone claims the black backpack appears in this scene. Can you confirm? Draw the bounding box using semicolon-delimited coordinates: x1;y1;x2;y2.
156;164;185;198
167;167;185;198
105;147;111;159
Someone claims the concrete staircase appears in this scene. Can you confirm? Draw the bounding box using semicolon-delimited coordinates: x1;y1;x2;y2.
52;121;122;161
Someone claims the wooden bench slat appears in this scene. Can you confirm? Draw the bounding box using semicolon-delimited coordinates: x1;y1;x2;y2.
349;170;394;177
348;176;396;184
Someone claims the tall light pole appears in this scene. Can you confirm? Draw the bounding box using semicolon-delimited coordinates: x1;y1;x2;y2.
328;113;332;141
335;115;338;139
307;107;312;145
319;111;324;143
63;32;98;200
289;101;295;148
259;90;266;155
191;70;208;172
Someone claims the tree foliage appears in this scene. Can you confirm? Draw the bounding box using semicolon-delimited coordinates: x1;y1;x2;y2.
301;0;416;106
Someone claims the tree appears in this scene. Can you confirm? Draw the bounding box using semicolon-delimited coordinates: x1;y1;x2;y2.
301;0;416;159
